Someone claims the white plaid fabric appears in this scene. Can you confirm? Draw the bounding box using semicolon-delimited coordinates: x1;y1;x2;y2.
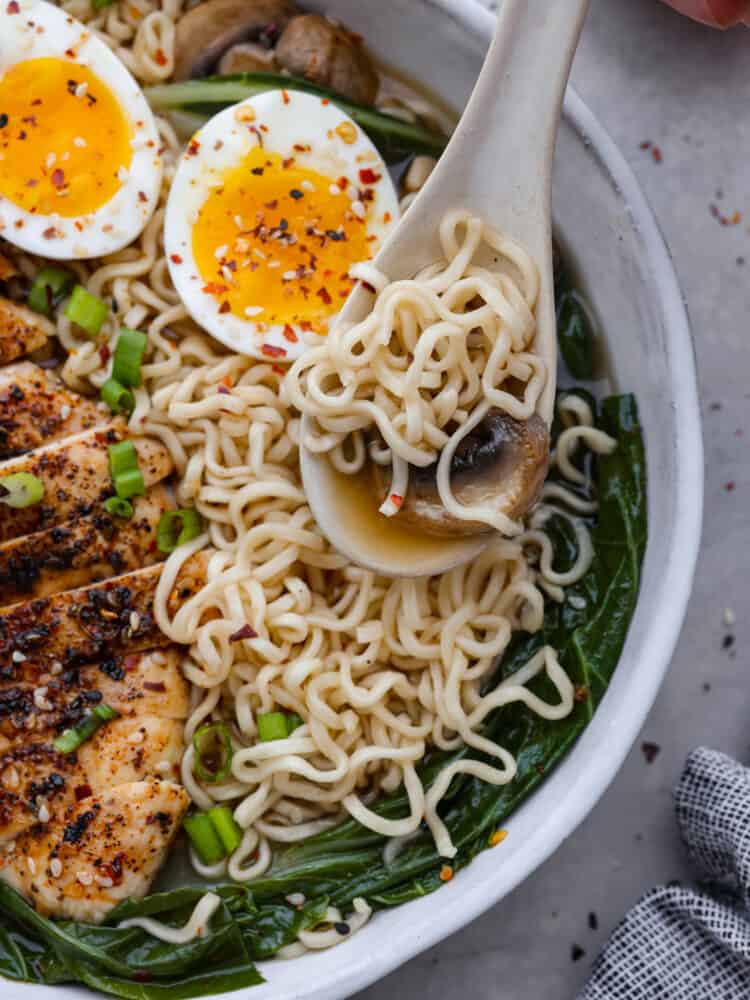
580;749;750;999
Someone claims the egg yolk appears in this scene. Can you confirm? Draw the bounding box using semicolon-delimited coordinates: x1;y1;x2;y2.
191;147;373;334
0;58;133;218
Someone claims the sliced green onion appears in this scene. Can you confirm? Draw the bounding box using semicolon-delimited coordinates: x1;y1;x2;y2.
207;806;242;854
183;813;225;865
91;0;114;9
157;509;203;554
114;468;145;499
257;712;288;742
112;327;148;388
103;496;134;518
193;722;233;784
0;472;44;509
101;377;135;416
27;266;74;316
287;714;304;734
64;285;109;337
108;440;138;477
53;704;119;754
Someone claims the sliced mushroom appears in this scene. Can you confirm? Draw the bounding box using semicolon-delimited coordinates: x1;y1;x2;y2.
173;0;299;81
218;41;277;75
275;13;379;106
371;410;550;538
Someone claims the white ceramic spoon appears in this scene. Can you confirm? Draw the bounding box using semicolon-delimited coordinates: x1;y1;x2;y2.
300;0;590;578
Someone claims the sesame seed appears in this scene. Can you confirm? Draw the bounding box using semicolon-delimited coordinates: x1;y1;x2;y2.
74;82;88;98
351;201;366;219
128;728;145;744
301;180;315;192
50;858;62;878
59;403;71;420
4;767;19;790
27;857;37;875
76;870;93;885
724;608;736;627
268;260;281;269
129;611;140;631
73;136;86;148
282;270;298;281
234;215;244;228
12;650;26;663
50;661;63;676
214;244;228;259
38;803;50;823
117;166;129;182
96;875;114;888
45;152;56;169
253;248;266;260
329;184;341;196
245;305;264;317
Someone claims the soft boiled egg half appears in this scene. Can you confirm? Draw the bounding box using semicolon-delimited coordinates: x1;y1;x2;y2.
0;0;162;259
165;89;400;361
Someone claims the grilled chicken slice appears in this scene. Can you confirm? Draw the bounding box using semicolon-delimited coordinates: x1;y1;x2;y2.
0;647;191;751
0;557;207;678
0;485;173;604
0;780;189;921
0;298;53;365
0;362;107;460
0;424;173;543
0;715;184;845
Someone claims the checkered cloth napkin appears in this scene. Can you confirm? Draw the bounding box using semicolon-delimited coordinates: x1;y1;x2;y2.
579;748;750;999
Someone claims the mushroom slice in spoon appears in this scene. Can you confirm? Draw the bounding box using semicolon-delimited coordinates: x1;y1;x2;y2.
173;0;299;80
371;410;549;538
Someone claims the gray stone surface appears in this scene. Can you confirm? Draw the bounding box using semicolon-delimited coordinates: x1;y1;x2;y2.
357;1;749;997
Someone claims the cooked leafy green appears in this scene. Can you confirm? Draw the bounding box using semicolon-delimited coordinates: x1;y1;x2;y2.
144;73;448;164
0;387;646;996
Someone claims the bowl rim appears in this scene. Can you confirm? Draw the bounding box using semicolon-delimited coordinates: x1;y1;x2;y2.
15;3;704;999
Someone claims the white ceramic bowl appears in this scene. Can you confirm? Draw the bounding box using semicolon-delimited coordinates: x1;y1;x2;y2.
21;3;703;999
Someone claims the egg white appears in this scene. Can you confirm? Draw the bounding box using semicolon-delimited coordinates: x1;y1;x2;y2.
165;89;400;362
0;0;162;260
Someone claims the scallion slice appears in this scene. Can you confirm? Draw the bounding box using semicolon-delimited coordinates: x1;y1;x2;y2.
193;722;233;784
108;439;138;478
112;327;148;387
27;266;74;317
157;509;203;554
53;704;119;754
103;496;134;518
207;806;242;855
257;712;288;742
101;377;135;416
286;714;304;734
64;285;109;337
183;813;225;865
114;468;145;499
0;472;44;509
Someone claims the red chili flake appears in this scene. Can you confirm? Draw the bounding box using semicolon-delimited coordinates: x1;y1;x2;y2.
361;281;376;294
574;685;590;703
270;363;285;375
321;98;330;106
99;344;111;364
143;681;166;692
724;481;736;492
293;143;311;152
359;168;382;185
651;146;662;164
389;493;403;508
316;287;332;305
42;226;58;239
138;191;147;203
133;972;152;984
186;139;200;157
169;253;182;264
202;282;228;295
641;741;660;764
281;89;290;105
217;384;231;395
154;48;167;66
75;784;92;801
383;211;392;224
337;176;348;190
219;301;231;314
7;1;20;13
639;140;652;150
229;624;258;642
123;654;139;672
282;157;295;169
261;343;287;358
282;324;298;343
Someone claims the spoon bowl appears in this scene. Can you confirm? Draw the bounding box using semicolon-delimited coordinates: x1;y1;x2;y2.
301;0;590;578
